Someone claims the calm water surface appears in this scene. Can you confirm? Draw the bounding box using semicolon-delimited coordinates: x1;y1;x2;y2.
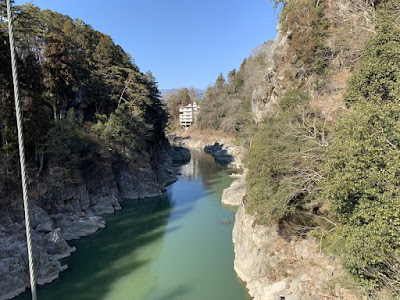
17;149;250;300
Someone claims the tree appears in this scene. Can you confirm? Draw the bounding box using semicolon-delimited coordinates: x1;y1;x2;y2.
43;35;73;119
228;69;236;83
215;73;225;90
0;1;169;171
14;3;44;57
0;27;10;149
19;51;52;159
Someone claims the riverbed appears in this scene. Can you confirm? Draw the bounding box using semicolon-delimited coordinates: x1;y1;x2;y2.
16;148;250;300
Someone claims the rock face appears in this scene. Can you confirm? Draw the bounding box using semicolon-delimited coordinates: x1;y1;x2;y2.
222;176;245;206
168;146;191;163
251;29;288;123
0;144;181;300
0;213;75;300
170;133;245;169
204;143;234;164
233;206;357;300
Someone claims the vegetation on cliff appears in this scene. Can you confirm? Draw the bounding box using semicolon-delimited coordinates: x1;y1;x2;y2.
198;0;400;296
0;2;168;211
324;1;400;292
245;89;327;224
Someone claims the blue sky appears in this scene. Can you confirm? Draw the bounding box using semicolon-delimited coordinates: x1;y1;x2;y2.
14;0;279;90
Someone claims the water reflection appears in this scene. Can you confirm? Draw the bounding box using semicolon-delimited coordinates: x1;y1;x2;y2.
15;149;249;300
180;148;232;189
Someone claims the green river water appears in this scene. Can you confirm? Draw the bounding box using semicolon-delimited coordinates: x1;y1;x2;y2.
16;148;250;300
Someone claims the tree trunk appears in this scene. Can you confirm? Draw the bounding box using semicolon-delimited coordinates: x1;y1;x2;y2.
0;106;4;147
37;152;44;176
60;95;68;119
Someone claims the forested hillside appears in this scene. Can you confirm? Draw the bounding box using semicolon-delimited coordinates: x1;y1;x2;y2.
196;43;271;137
0;2;168;211
198;0;400;297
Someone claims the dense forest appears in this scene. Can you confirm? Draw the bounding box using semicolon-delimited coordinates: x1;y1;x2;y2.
196;0;400;298
0;1;168;210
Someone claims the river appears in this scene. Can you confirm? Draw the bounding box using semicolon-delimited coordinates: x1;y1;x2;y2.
16;148;250;300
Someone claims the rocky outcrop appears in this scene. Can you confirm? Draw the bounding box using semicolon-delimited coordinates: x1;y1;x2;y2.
222;176;245;206
0;144;182;300
0;211;75;300
251;27;289;123
117;164;167;199
233;206;357;300
204;143;234;164
170;134;245;169
168;146;191;163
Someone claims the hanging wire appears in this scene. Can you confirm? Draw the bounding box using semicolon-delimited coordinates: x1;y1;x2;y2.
6;1;38;299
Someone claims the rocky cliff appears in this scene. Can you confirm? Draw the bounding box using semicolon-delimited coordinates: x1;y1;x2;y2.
211;141;356;300
0;144;187;300
228;1;377;298
251;0;374;123
169;131;245;169
232;205;358;300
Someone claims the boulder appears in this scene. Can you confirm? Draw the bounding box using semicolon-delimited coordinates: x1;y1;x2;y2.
204;143;234;164
222;178;245;206
169;146;191;163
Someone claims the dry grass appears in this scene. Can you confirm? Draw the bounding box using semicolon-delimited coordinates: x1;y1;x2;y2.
178;126;236;146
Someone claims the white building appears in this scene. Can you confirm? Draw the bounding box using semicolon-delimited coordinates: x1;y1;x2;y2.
179;102;200;128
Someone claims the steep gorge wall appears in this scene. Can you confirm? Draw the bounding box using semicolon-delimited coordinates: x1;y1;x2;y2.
0;144;181;300
251;0;374;122
229;1;377;298
233;205;358;300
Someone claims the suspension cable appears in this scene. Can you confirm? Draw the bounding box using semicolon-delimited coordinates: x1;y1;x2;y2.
6;1;37;299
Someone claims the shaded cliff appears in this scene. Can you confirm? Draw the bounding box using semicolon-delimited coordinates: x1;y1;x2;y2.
0;142;188;300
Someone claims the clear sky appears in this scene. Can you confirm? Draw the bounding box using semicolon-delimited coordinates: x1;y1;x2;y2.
14;0;279;90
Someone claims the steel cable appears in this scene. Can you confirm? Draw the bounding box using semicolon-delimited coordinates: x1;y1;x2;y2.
6;1;38;299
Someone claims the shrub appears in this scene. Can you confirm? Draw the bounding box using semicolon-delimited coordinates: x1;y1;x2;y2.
324;101;400;290
344;1;400;106
281;0;330;75
279;88;310;111
245;90;327;224
322;1;400;291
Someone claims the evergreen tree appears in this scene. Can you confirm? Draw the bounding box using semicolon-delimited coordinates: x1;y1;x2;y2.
43;35;73;119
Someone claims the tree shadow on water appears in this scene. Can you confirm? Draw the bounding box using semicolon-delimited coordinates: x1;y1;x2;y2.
17;194;175;300
16;150;235;300
150;285;191;300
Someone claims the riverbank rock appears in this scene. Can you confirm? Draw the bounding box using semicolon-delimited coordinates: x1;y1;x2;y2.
52;213;105;240
0;143;181;300
169;132;245;169
169;146;191;163
233;205;357;300
222;177;245;206
0;210;76;300
204;143;234;164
